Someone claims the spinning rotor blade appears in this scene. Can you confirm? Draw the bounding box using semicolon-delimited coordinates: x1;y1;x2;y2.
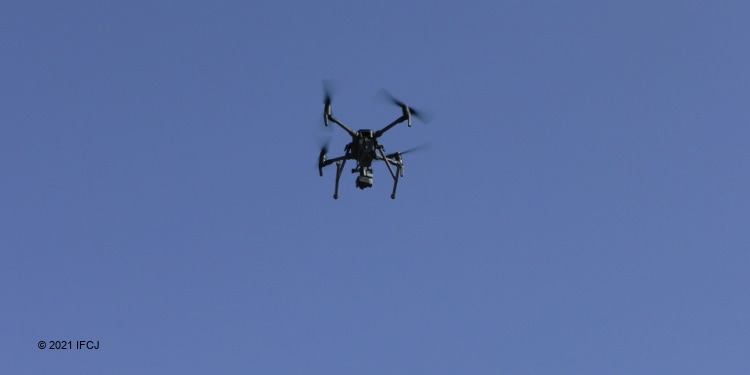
322;80;337;127
318;139;329;176
323;80;335;106
378;90;433;123
318;136;331;153
386;143;431;159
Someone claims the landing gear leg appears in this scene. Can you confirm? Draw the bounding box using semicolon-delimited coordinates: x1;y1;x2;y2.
377;147;402;200
390;166;401;199
333;159;346;199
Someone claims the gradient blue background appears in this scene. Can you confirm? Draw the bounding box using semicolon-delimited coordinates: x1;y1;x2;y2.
2;1;749;373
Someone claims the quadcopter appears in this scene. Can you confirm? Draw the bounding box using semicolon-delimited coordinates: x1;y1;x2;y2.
318;85;430;199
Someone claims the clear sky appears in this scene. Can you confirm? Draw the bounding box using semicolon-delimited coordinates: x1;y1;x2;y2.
2;1;749;373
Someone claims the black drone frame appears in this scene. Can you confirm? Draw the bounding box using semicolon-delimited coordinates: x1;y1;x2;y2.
318;89;427;199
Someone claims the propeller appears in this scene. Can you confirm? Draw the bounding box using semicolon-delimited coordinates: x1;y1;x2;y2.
317;137;330;176
386;143;431;159
385;143;430;179
322;80;337;126
378;90;433;124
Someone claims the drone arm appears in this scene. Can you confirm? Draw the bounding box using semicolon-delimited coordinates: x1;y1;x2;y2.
376;149;403;171
374;115;409;138
375;147;396;177
320;154;350;171
326;113;358;138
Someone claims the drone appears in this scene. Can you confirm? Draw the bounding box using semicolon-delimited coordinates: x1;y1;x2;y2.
318;84;430;199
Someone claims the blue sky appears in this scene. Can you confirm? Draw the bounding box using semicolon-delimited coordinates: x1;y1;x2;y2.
2;1;749;373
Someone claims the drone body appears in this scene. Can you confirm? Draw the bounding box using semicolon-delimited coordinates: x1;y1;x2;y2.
318;85;429;199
